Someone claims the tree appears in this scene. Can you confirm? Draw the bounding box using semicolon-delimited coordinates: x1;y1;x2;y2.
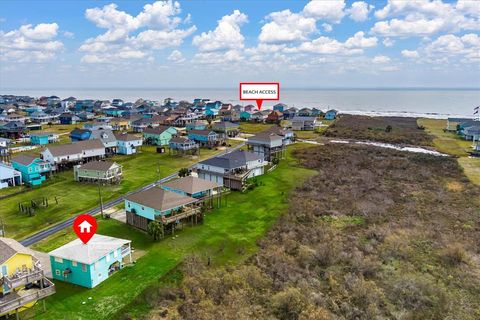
179;168;190;177
147;221;163;241
385;125;392;133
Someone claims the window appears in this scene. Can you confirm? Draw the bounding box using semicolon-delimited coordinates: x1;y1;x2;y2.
127;202;130;208
56;270;61;276
113;250;118;258
81;263;87;272
106;254;110;263
142;206;144;210
72;261;77;267
55;257;63;263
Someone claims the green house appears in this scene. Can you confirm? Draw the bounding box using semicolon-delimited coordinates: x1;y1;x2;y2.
143;126;177;146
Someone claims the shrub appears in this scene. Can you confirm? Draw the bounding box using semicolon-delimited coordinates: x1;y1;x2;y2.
441;244;468;266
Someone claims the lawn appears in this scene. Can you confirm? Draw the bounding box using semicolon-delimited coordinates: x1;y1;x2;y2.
417;118;472;157
0;146;220;240
238;122;274;133
30;144;316;320
418;118;480;186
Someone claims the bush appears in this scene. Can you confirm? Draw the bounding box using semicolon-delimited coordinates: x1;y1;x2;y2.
441;244;468;266
271;287;308;320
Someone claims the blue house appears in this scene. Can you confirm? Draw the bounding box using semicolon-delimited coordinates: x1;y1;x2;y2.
186;121;208;131
70;128;91;142
273;103;287;112
205;108;219;118
125;187;200;231
49;234;132;288
240;111;252;121
115;133;143;155
161;176;221;199
30;132;50;145
59;113;80;124
325;109;338;120
11;155;51;186
188;130;223;147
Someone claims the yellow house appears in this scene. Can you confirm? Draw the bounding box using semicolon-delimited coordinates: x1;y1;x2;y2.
110;119;130;131
0;237;55;318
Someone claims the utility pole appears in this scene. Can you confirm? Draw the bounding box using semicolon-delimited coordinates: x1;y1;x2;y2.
97;172;104;218
0;218;5;237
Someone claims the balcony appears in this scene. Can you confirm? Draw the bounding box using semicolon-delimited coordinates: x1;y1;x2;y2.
156;207;201;225
0;279;55;315
3;266;45;290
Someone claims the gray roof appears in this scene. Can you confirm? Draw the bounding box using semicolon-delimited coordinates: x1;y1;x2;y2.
45;139;104;157
199;150;263;169
170;136;195;144
248;132;283;144
292;116;317;122
143;126;174;135
126;187;198;212
162;176;220;195
114;133;142;141
213;121;239;130
12;154;37;166
89;129;117;145
189;129;216;136
464;125;480;134
0;237;37;264
78;160;119;172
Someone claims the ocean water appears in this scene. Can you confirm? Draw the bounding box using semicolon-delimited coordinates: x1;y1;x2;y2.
2;88;479;119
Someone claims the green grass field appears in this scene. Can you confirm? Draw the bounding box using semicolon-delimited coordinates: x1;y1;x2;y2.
30;144;316;319
238;122;274;133
0;146;220;240
418;118;480;185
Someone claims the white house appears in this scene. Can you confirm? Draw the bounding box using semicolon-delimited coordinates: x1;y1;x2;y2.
41;139;105;168
0;162;22;189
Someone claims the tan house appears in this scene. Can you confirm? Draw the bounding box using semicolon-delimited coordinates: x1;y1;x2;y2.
74;160;122;184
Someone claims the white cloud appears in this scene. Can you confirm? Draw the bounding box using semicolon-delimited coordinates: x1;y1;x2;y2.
0;22;63;62
19;23;59;40
372;0;480;37
372;55;391;63
193;50;244;64
80;1;195;63
322;23;333;32
63;31;74;38
348;1;374;22
258;9;316;43
401;49;419;58
192;10;248;51
285;31;377;55
303;0;346;23
167;49;185;62
382;37;395;47
425;33;480;62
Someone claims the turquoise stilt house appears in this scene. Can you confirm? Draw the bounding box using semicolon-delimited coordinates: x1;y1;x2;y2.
30;132;56;145
11;155;51;186
49;234;132;289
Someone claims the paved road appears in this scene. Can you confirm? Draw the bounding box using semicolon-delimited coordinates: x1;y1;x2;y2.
20;143;244;247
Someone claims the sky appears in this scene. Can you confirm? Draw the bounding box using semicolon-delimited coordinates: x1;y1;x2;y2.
0;0;479;89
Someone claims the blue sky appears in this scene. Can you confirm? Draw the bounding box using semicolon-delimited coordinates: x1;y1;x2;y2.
0;0;479;89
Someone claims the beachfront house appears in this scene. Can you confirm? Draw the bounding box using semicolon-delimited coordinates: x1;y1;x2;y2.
325;109;338;120
74;161;122;184
240;111;252;121
143;126;177;146
0;163;21;189
266;110;284;123
125;187;200;232
115;133;143;155
11;155;51;186
196;150;267;190
212;121;240;138
291;116;318;131
188;130;223;147
49;234;132;289
0;237;55;317
247;132;285;162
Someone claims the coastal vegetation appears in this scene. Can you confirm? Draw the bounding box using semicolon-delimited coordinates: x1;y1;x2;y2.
324;115;433;146
145;143;480;319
